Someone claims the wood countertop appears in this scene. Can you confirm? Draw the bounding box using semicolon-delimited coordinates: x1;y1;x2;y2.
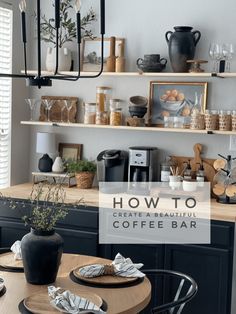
1;183;236;223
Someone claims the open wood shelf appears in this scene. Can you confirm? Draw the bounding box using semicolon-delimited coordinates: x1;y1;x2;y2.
21;70;236;78
20;121;236;135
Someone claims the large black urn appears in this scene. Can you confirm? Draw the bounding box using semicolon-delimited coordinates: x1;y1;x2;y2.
21;229;64;285
165;26;201;72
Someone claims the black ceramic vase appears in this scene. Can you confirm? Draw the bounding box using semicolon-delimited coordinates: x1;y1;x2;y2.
165;26;201;72
21;229;64;285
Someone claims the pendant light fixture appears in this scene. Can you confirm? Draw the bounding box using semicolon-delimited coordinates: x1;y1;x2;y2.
0;0;105;88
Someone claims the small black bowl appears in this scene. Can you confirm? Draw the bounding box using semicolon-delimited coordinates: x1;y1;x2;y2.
129;106;147;118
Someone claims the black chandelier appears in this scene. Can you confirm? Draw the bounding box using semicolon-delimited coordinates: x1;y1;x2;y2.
0;0;105;88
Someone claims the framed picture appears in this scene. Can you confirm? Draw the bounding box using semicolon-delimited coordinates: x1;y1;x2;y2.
58;143;82;162
148;81;208;126
81;37;125;72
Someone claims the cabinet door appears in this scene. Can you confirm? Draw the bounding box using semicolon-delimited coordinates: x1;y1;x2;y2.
56;228;98;256
164;245;231;314
0;220;29;246
100;244;164;314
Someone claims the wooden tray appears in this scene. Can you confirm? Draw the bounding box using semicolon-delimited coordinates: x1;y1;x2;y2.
73;264;138;286
0;252;23;270
24;291;103;314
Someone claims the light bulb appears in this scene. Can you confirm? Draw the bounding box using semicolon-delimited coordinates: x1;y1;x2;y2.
75;0;81;12
19;0;26;13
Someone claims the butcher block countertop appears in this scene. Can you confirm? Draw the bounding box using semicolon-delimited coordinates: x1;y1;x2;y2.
0;183;236;223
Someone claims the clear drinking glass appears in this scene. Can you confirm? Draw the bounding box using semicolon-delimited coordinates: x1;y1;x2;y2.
42;99;54;122
223;43;234;72
25;99;38;121
64;100;73;123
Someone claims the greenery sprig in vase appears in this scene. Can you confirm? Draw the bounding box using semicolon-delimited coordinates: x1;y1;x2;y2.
40;0;96;48
0;182;83;284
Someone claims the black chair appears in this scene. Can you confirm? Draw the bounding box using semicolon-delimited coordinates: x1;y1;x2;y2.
143;269;198;314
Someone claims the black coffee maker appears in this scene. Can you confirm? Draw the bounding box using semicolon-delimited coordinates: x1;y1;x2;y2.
97;150;128;192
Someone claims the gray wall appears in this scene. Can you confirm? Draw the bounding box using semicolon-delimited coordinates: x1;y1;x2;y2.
23;0;236;180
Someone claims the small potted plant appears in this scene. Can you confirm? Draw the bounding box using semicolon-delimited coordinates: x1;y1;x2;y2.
2;183;81;285
40;0;96;71
67;160;96;189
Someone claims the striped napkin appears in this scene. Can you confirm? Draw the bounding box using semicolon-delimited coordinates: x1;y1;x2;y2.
79;253;145;278
48;286;106;314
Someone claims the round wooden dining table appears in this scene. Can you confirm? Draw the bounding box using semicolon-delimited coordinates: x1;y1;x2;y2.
0;253;152;314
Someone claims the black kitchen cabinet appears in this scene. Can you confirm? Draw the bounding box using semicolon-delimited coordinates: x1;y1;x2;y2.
0;198;234;314
99;220;234;314
56;227;98;256
0;220;29;247
0;199;98;257
164;245;231;314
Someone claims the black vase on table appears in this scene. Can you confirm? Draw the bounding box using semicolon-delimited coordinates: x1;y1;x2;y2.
165;26;201;72
21;229;64;285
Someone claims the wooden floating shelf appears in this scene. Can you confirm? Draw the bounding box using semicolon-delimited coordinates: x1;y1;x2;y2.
21;70;236;78
20;121;236;135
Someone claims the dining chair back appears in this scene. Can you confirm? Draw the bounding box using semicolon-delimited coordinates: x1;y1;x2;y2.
143;269;198;314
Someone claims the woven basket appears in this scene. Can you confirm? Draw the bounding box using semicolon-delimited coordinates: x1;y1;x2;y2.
75;172;95;189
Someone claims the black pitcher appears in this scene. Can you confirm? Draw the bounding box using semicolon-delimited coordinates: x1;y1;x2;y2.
165;26;201;72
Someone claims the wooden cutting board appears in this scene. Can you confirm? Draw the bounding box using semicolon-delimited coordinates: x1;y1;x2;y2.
171;143;216;185
39;96;78;123
24;291;103;314
73;264;138;286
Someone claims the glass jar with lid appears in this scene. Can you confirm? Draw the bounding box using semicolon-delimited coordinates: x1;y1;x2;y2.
84;103;96;124
96;86;112;112
96;111;109;125
110;99;123;126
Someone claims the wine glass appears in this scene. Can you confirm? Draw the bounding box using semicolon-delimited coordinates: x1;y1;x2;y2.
209;43;222;72
25;99;38;121
209;43;217;72
214;44;223;72
64;100;73;123
42;99;54;122
223;43;234;72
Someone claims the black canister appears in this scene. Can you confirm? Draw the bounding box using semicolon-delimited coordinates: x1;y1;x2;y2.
165;26;201;72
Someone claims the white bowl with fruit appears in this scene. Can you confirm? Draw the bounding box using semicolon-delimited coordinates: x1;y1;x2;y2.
160;89;185;112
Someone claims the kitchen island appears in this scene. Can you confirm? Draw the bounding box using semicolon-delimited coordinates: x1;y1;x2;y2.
0;183;235;314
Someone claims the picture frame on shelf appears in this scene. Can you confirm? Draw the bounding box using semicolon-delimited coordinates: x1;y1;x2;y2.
39;96;78;123
59;143;82;162
81;37;125;72
148;81;208;126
